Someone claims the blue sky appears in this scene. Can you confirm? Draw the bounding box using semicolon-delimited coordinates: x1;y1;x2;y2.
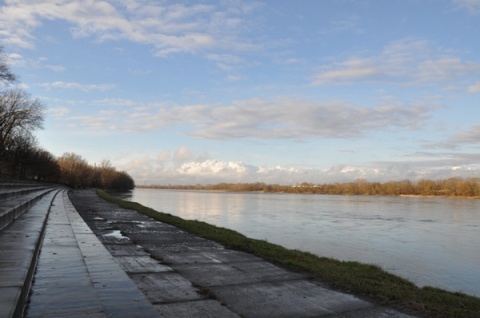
1;0;480;185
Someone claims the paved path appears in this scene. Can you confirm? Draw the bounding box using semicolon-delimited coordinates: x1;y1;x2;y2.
0;187;57;318
66;189;417;318
25;190;158;317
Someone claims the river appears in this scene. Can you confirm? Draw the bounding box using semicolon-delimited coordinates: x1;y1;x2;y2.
119;188;480;297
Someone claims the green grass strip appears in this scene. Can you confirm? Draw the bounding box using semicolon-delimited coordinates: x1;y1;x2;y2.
97;189;480;318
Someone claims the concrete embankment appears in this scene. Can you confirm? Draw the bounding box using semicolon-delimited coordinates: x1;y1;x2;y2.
0;183;417;317
68;189;416;318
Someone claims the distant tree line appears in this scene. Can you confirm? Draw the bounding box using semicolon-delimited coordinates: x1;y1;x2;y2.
56;153;134;190
0;148;135;190
0;45;134;191
140;178;480;198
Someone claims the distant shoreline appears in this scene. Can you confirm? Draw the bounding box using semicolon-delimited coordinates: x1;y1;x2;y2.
135;184;480;200
399;194;480;199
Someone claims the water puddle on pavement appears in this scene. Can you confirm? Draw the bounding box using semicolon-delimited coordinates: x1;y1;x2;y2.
103;230;128;239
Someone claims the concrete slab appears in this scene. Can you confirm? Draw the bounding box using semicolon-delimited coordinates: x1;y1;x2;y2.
75;232;105;244
0;229;42;243
34;245;84;265
4;218;45;233
0;249;34;268
130;272;205;304
171;260;305;287
0;231;41;248
90;220;116;231
210;279;372;318
96;211;151;223
323;306;418;318
125;230;217;246
115;221;180;234
146;241;225;257
154;300;241;318
91;285;159;318
115;256;172;273
27;284;103;317
0;287;21;318
161;249;264;265
32;265;90;285
69;221;95;235
104;244;150;257
0;267;31;287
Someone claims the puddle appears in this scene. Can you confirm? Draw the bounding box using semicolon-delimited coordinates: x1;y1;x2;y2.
103;230;128;240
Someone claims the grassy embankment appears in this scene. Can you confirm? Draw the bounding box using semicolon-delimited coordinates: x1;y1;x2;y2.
97;189;480;318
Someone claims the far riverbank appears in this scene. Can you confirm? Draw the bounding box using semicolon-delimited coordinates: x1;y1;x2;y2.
137;177;480;198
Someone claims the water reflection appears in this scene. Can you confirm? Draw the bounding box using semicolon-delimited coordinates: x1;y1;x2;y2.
124;188;480;297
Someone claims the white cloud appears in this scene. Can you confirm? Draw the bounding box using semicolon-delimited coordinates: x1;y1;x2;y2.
115;152;480;185
108;143;480;185
207;53;248;71
118;155;318;185
184;98;440;140
68;115;114;130
54;96;441;140
416;57;477;82
433;125;480;149
40;81;115;92
313;39;480;86
6;53;26;66
0;0;259;56
313;59;379;85
320;15;363;35
6;53;64;72
467;81;480;93
454;0;480;13
177;160;250;176
47;107;70;118
174;146;197;164
45;64;65;72
93;98;138;107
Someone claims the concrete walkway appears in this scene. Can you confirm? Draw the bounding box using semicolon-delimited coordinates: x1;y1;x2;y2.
25;190;158;317
67;189;417;318
0;187;57;318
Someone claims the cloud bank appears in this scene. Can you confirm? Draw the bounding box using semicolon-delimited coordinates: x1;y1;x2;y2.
312;39;480;88
115;147;480;186
0;0;259;56
40;81;115;92
51;96;441;140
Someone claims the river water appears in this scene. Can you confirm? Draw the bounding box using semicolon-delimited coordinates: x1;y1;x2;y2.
120;188;480;297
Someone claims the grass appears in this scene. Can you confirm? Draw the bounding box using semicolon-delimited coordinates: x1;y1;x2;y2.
97;189;480;318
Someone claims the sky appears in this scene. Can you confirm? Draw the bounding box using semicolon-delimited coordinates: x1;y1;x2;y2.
1;0;480;185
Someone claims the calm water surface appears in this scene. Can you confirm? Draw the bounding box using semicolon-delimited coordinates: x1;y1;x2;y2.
122;188;480;297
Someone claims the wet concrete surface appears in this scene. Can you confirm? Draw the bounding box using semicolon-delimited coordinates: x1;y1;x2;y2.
25;190;158;318
0;189;59;318
67;189;417;318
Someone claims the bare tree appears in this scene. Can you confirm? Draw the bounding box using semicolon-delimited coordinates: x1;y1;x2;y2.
0;45;16;85
6;132;37;178
57;152;95;188
27;148;61;181
98;159;117;188
0;89;45;159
